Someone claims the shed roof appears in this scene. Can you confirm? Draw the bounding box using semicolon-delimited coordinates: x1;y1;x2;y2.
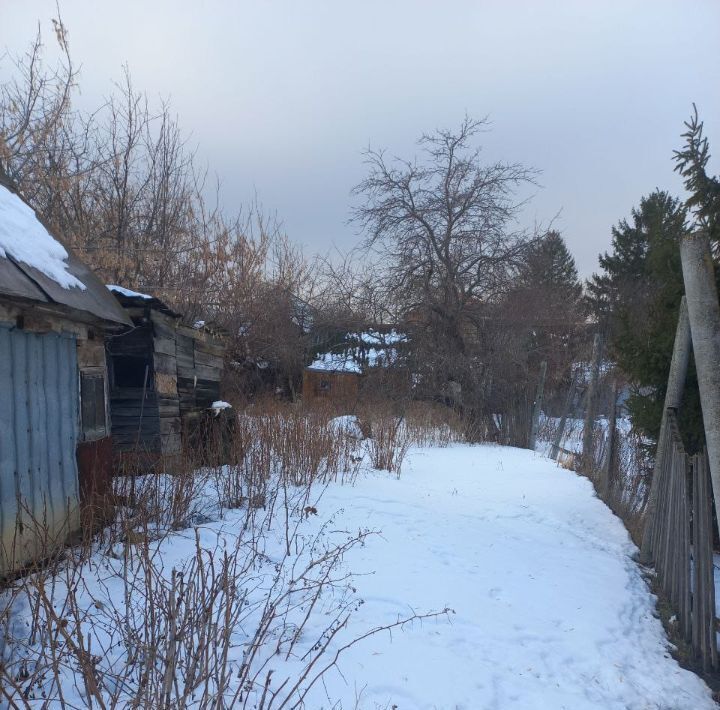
107;284;180;318
0;170;131;327
307;352;363;374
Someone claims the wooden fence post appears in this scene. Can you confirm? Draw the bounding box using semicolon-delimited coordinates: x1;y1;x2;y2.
582;333;602;472
640;297;691;561
599;377;618;502
528;360;547;451
680;233;720;535
551;372;577;461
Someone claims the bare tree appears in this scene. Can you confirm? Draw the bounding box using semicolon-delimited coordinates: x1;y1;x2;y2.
352;117;538;436
0;19;77;182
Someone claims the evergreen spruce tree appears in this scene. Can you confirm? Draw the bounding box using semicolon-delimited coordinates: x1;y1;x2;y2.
673;105;720;251
518;230;583;309
586;191;705;449
510;231;584;400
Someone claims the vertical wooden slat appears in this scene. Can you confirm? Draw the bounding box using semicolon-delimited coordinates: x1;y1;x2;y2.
692;453;700;657
696;451;717;670
647;410;717;671
679;450;691;640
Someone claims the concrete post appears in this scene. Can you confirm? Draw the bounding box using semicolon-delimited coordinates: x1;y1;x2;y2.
640;297;691;560
582;333;602;472
680;234;720;536
528;360;547;451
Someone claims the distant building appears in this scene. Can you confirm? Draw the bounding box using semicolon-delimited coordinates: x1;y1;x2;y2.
302;329;407;408
0;171;131;576
302;352;362;407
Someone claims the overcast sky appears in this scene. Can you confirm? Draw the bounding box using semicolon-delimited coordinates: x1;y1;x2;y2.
3;1;720;277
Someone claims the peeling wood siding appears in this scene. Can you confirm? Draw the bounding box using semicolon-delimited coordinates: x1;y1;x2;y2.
150;312;181;456
0;326;81;576
176;325;224;415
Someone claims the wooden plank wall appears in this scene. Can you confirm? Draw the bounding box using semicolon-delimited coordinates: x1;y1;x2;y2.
107;319;161;454
176;324;224;415
646;408;718;672
692;451;718;672
108;309;224;458
302;369;359;408
151;311;181;456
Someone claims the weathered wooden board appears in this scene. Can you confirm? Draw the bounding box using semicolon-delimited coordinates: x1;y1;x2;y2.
153;351;177;376
153;336;177;357
151;312;178;340
194;349;224;369
76;338;106;368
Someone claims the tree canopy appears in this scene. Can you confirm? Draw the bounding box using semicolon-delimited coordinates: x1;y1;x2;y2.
352;118;538;436
586;191;705;448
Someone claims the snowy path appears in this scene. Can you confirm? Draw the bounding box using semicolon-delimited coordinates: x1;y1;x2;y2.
307;444;715;709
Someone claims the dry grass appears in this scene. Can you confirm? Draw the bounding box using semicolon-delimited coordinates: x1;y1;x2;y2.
1;400;454;707
403;401;467;448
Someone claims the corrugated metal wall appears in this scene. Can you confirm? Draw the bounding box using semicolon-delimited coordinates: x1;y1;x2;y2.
0;326;81;575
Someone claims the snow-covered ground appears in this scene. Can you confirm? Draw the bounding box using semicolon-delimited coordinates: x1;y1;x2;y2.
308;445;714;709
1;444;715;708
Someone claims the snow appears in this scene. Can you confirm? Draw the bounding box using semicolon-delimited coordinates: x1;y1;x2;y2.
329;414;366;440
0;184;85;290
305;446;714;709
310;330;407;374
106;284;153;299
210;400;232;410
355;329;407;346
210;400;232;417
308;351;363;373
1;444;714;708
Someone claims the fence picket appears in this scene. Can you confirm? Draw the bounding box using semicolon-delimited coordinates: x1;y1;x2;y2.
645;410;716;671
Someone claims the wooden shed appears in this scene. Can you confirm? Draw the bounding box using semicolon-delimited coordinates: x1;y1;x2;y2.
303;330;406;409
0;173;132;576
302;353;361;408
106;288;226;466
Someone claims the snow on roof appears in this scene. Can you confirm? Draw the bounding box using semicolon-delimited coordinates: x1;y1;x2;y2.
355;329;407;346
0;184;85;290
106;284;153;300
308;352;362;374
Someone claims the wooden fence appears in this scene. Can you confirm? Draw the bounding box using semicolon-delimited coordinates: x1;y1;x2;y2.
644;409;717;672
